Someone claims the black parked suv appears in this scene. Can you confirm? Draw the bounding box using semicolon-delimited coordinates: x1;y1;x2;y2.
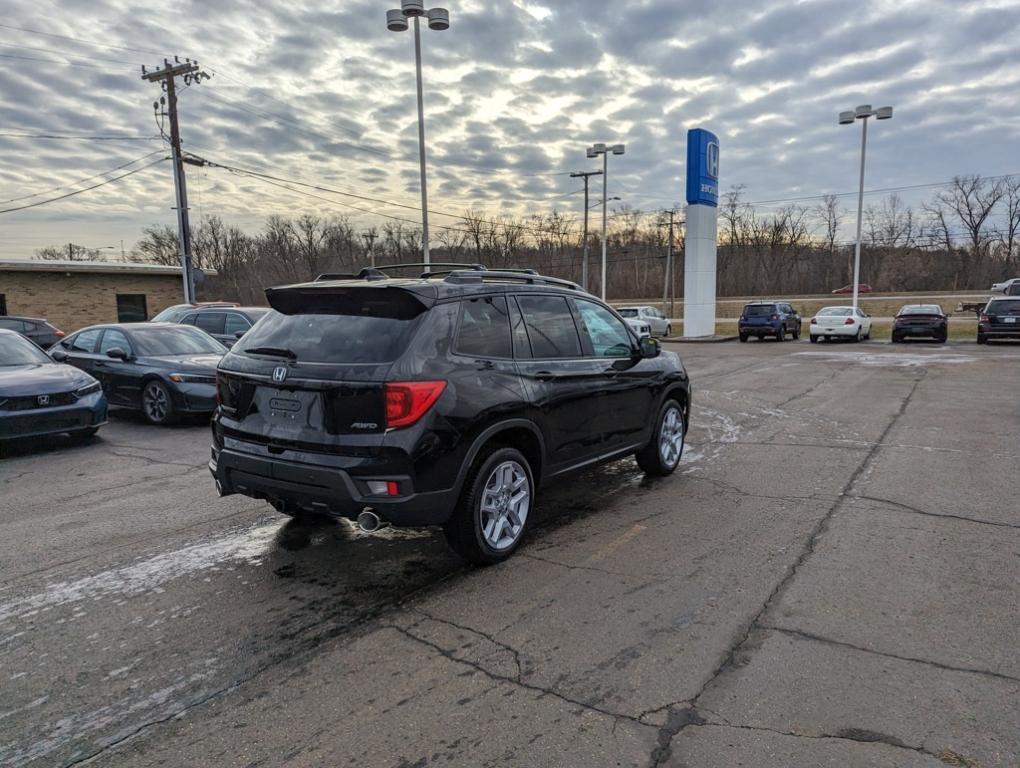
210;265;691;564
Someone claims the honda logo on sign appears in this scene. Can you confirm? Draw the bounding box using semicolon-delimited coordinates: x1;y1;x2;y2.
272;366;288;383
706;141;719;180
37;394;50;406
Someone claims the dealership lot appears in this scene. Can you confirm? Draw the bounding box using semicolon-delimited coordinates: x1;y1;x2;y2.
1;341;1018;767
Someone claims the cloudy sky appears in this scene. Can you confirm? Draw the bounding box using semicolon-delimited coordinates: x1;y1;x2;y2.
1;0;1019;259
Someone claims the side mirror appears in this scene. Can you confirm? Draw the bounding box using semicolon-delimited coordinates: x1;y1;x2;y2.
639;337;660;359
51;349;69;362
106;347;129;360
234;330;246;339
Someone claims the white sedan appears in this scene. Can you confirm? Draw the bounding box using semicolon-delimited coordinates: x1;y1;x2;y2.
991;277;1020;295
809;306;873;342
624;317;652;339
617;306;671;337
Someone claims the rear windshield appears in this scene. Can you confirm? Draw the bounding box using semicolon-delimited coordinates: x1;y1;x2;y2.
987;299;1020;315
818;307;852;316
899;305;941;315
238;304;423;364
744;305;776;315
617;308;638;318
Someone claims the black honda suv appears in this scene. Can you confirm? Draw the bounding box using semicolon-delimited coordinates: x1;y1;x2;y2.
209;265;691;564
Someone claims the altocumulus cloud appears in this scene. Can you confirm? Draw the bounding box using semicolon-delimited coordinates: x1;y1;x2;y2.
0;0;1017;257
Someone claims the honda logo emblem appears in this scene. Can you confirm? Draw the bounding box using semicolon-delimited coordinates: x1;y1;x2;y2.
272;366;288;383
37;394;50;406
706;141;719;180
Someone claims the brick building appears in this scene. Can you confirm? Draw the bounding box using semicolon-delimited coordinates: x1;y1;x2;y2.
0;260;203;334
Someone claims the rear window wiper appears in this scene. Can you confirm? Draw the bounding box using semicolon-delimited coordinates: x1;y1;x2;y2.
243;346;298;360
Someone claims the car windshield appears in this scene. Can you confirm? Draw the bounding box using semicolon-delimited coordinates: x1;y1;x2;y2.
617;308;639;318
131;327;227;356
0;333;51;366
818;308;853;316
744;305;775;316
987;299;1020;315
900;305;941;315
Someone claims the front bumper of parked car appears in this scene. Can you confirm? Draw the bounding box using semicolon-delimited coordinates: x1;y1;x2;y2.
0;391;107;440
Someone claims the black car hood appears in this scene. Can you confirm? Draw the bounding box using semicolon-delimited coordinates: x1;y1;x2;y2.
0;363;95;396
137;353;223;373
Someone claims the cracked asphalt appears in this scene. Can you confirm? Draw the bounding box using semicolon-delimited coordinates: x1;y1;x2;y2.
1;340;1018;768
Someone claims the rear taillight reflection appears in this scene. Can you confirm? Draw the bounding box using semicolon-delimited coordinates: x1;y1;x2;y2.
384;381;446;429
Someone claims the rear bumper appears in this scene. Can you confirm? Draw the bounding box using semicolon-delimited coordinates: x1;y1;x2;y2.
894;323;946;337
809;325;857;337
209;444;458;526
739;323;782;335
979;327;1020;339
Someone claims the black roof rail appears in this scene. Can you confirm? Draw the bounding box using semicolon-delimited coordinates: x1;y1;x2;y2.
444;270;583;291
374;262;487;274
314;268;388;282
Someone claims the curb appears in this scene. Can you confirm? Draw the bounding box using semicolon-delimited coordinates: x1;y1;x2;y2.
662;335;740;344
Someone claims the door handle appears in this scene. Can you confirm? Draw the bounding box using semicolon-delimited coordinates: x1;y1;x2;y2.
535;371;556;382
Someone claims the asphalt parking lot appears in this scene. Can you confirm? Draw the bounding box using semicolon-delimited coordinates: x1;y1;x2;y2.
2;340;1018;768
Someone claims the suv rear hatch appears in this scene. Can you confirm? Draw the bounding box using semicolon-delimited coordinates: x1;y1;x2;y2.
218;284;431;451
985;299;1020;330
741;304;777;326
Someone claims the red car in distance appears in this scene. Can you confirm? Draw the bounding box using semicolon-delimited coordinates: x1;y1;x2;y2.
831;283;873;295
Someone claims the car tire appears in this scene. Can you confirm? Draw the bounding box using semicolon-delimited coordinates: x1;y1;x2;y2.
665;325;672;337
855;328;863;342
444;446;534;565
739;334;748;343
892;333;902;343
792;326;801;340
977;334;987;345
142;380;177;425
73;427;100;440
937;332;947;344
636;399;685;477
776;326;786;342
809;334;818;343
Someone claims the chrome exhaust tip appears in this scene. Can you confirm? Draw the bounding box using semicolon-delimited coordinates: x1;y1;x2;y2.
356;510;387;533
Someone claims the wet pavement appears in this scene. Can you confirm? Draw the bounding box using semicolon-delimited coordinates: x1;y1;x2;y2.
1;340;1018;767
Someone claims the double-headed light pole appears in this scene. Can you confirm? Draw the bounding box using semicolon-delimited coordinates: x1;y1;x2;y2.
839;104;893;310
386;1;450;266
586;143;625;300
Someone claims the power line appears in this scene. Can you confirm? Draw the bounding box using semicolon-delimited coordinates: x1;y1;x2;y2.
0;158;167;214
0;151;166;204
0;23;179;58
0;132;159;141
0;52;126;70
0;42;143;67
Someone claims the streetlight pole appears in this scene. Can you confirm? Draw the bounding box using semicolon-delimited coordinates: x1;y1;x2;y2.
386;2;450;266
587;142;625;300
569;169;602;291
839;104;892;310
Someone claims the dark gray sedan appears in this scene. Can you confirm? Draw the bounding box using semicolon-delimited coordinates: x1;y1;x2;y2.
0;329;108;442
51;323;226;425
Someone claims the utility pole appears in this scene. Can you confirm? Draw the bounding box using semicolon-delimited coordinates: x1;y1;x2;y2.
569;169;602;291
658;210;683;319
362;230;378;267
142;58;210;303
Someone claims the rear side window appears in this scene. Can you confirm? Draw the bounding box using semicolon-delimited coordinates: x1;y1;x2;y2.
516;295;582;358
744;305;775;316
0;318;26;331
456;297;512;358
193;312;226;335
239;296;424;365
224;313;252;336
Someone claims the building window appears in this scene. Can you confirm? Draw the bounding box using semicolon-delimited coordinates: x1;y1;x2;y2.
0;294;6;315
117;294;148;322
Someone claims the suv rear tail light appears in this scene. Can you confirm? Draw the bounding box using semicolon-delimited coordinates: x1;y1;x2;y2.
980;313;990;322
771;314;779;321
384;381;446;429
844;317;855;325
810;317;817;325
54;329;65;338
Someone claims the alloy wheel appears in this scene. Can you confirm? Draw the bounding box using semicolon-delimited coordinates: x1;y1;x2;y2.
143;383;169;423
659;406;684;468
480;460;530;551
